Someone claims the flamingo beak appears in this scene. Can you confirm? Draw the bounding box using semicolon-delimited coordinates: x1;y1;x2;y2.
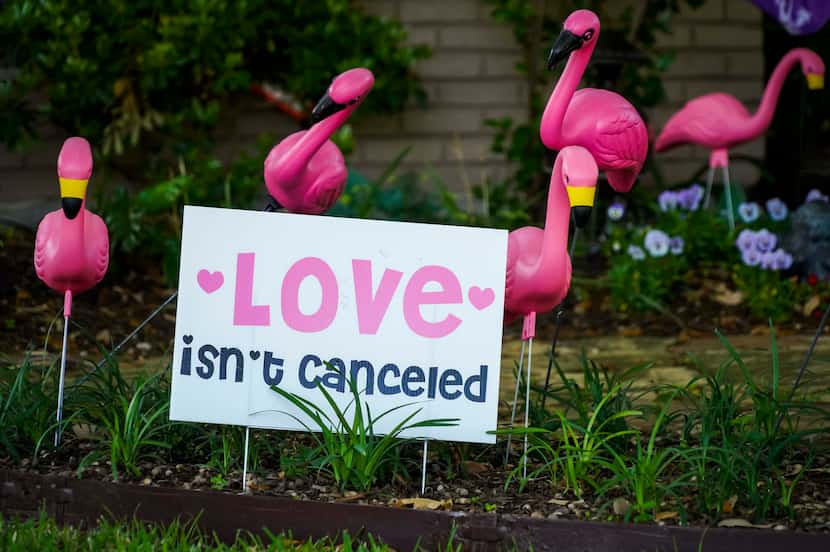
547;29;582;70
807;73;824;90
60;177;86;220
567;185;595;229
310;91;348;124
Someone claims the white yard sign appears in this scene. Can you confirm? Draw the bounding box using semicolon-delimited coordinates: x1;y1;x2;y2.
170;206;507;443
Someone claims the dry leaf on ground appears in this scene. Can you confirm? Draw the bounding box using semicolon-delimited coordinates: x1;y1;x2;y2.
717;518;774;529
390;497;453;510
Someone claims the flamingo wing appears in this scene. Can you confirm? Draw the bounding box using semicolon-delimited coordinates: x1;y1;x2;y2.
86;212;110;285
593;110;648;171
34;211;60;282
655;93;751;151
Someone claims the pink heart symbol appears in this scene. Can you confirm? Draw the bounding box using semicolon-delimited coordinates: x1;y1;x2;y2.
468;286;495;311
197;269;224;294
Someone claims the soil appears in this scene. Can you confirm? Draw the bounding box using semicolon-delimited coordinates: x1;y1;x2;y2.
4;225;830;534
3;434;830;533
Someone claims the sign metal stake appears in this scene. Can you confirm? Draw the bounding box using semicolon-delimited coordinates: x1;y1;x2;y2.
242;426;250;494
420;438;429;495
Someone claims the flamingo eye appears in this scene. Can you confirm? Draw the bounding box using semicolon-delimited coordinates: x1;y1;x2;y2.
582;29;594;41
565;175;570;184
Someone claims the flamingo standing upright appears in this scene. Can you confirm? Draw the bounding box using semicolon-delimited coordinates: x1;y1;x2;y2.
264;67;375;214
655;48;825;230
503;145;598;476
34;137;109;446
536;8;648;410
541;9;648;194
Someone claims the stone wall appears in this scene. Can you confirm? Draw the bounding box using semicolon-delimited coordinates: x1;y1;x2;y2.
0;0;765;206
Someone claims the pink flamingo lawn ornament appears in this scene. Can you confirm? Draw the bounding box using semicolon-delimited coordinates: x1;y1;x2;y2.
503;145;598;477
264;67;375;214
536;7;647;413
34;137;109;447
655;48;825;230
541;9;648;194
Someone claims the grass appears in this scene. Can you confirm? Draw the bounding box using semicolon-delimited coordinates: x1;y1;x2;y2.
269;364;459;491
0;323;828;528
0;513;396;551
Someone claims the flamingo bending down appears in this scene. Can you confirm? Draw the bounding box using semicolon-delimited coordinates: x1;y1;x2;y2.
503;145;598;476
655;48;825;230
264;68;375;214
541;9;648;194
34;137;109;446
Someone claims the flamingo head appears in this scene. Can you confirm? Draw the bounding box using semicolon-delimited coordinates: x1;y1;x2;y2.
310;67;375;124
547;9;600;70
560;145;598;229
797;48;825;90
57;137;93;220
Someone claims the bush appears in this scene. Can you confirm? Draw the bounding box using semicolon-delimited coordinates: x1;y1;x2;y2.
0;0;428;171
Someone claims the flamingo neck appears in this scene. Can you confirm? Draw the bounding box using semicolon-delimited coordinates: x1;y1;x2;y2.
537;154;570;278
746;50;804;137
540;39;596;149
276;107;355;187
58;202;87;280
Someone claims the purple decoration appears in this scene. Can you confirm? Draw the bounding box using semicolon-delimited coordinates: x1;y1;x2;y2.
738;202;761;223
628;244;646;261
806;188;829;203
669;236;685;255
755;228;778;253
749;0;830;35
765;197;789;221
736;229;757;253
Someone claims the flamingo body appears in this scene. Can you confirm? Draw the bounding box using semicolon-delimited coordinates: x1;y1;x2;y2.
550;89;648;192
264;68;374;215
35;209;109;295
264;131;346;213
542;10;647;193
655;48;825;159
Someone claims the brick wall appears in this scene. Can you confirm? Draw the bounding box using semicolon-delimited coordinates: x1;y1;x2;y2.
0;0;765;205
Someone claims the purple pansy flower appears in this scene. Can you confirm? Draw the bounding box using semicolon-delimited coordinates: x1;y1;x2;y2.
736;229;757;253
738;202;761;223
677;184;704;211
741;248;762;267
628;244;646;261
607;201;625;221
754;229;777;253
765;198;788;221
771;248;793;271
806;189;829;203
658;191;678;212
760;251;777;270
644;229;670;257
669;236;684;255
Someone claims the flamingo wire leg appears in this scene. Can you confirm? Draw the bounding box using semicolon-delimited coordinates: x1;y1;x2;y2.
55;315;69;447
541;307;564;413
505;339;526;463
523;336;533;480
723;165;735;232
703;165;715;209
